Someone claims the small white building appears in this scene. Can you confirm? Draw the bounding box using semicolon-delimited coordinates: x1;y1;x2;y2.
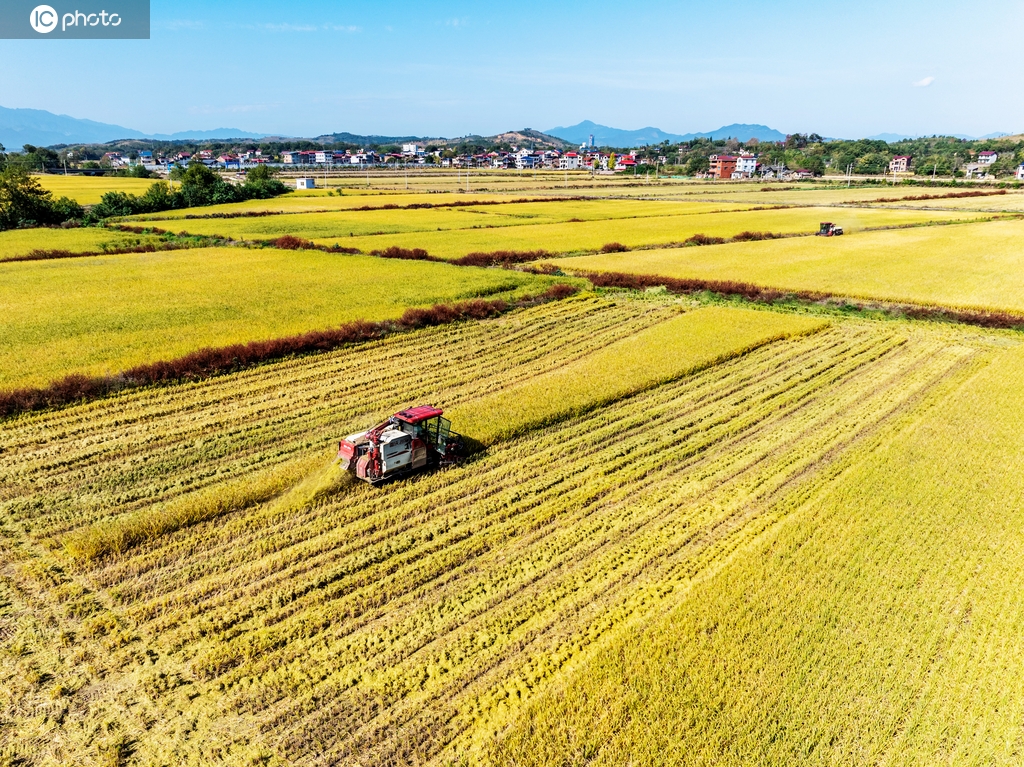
402;143;423;155
978;151;998;165
296;178;316;189
1017;163;1024;180
734;153;758;177
558;152;580;170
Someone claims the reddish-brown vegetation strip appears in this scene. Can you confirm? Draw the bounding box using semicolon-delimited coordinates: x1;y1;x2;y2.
1;242;190;264
0;284;579;419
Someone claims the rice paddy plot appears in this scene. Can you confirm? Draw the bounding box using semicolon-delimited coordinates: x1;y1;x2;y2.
554;217;1024;314
488;338;1024;767
0;246;562;389
147;199;759;241
313;205;982;259
128;191;522;219
0;226;166;260
0;301;1008;767
33;174;161;205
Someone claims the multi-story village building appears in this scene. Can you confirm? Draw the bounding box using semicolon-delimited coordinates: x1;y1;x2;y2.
709;154;738;179
889;155;911;173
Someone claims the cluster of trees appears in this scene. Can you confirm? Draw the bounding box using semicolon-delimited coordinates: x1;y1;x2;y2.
0;149;288;229
629;134;1024;178
0;166;84;230
90;163;287;218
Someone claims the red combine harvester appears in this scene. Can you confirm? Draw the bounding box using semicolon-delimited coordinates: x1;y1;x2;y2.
337;406;464;485
817;222;844;236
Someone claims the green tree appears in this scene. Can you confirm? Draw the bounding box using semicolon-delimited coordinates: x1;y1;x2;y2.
0;167;81;229
683;155;709;175
245;163;277;182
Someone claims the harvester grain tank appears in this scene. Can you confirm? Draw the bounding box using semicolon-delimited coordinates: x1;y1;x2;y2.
337;406;464;485
817;222;844;236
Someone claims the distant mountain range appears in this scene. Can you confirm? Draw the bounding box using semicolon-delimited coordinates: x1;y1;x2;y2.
545;120;787;146
0;105;1016;151
867;131;1012;142
0;105;269;149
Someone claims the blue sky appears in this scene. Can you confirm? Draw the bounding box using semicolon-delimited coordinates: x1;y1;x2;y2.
1;0;1021;138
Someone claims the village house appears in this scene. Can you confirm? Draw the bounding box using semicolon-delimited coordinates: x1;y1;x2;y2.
558;152;580;170
977;150;998;165
889;155;911;173
708;154;738;179
759;163;789;180
962;162;988;179
732;153;758;178
1017;163;1024;180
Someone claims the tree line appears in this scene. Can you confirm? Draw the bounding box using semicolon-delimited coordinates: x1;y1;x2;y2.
0;150;288;231
630;134;1024;177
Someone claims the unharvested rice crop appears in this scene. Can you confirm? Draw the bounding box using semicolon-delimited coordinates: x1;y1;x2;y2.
34;174;159;204
140;199;759;241
2;294;1016;766
0;226;167;260
130;191;520;218
0;246;562;389
311;206;980;259
489;340;1024;766
553;218;1024;314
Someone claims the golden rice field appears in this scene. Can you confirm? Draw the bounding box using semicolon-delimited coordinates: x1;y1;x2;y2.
875;192;1024;212
0;226;168;260
8;170;1024;767
553;218;1024;314
309;206;979;258
130;191;519;218
141;198;756;240
0;246;562;389
3;295;1022;766
34;175;161;205
491;339;1024;767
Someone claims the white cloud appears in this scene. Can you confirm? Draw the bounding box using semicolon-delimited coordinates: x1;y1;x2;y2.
912;76;935;87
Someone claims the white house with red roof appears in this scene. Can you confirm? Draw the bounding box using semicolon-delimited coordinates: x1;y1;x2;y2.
977;151;998;165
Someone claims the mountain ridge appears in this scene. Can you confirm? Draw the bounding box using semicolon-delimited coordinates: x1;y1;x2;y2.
0;105;270;149
545;120;787;146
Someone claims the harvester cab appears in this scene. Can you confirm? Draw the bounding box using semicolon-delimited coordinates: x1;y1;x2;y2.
817;222;844;236
337;406;464;485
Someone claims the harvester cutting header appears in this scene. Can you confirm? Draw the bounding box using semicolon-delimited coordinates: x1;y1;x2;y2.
338;406;464;485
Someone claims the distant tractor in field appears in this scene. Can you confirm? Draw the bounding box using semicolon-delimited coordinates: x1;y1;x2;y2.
817;222;844;237
338;406;464;485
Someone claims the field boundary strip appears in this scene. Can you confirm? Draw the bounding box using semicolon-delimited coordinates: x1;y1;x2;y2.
0;285;579;420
